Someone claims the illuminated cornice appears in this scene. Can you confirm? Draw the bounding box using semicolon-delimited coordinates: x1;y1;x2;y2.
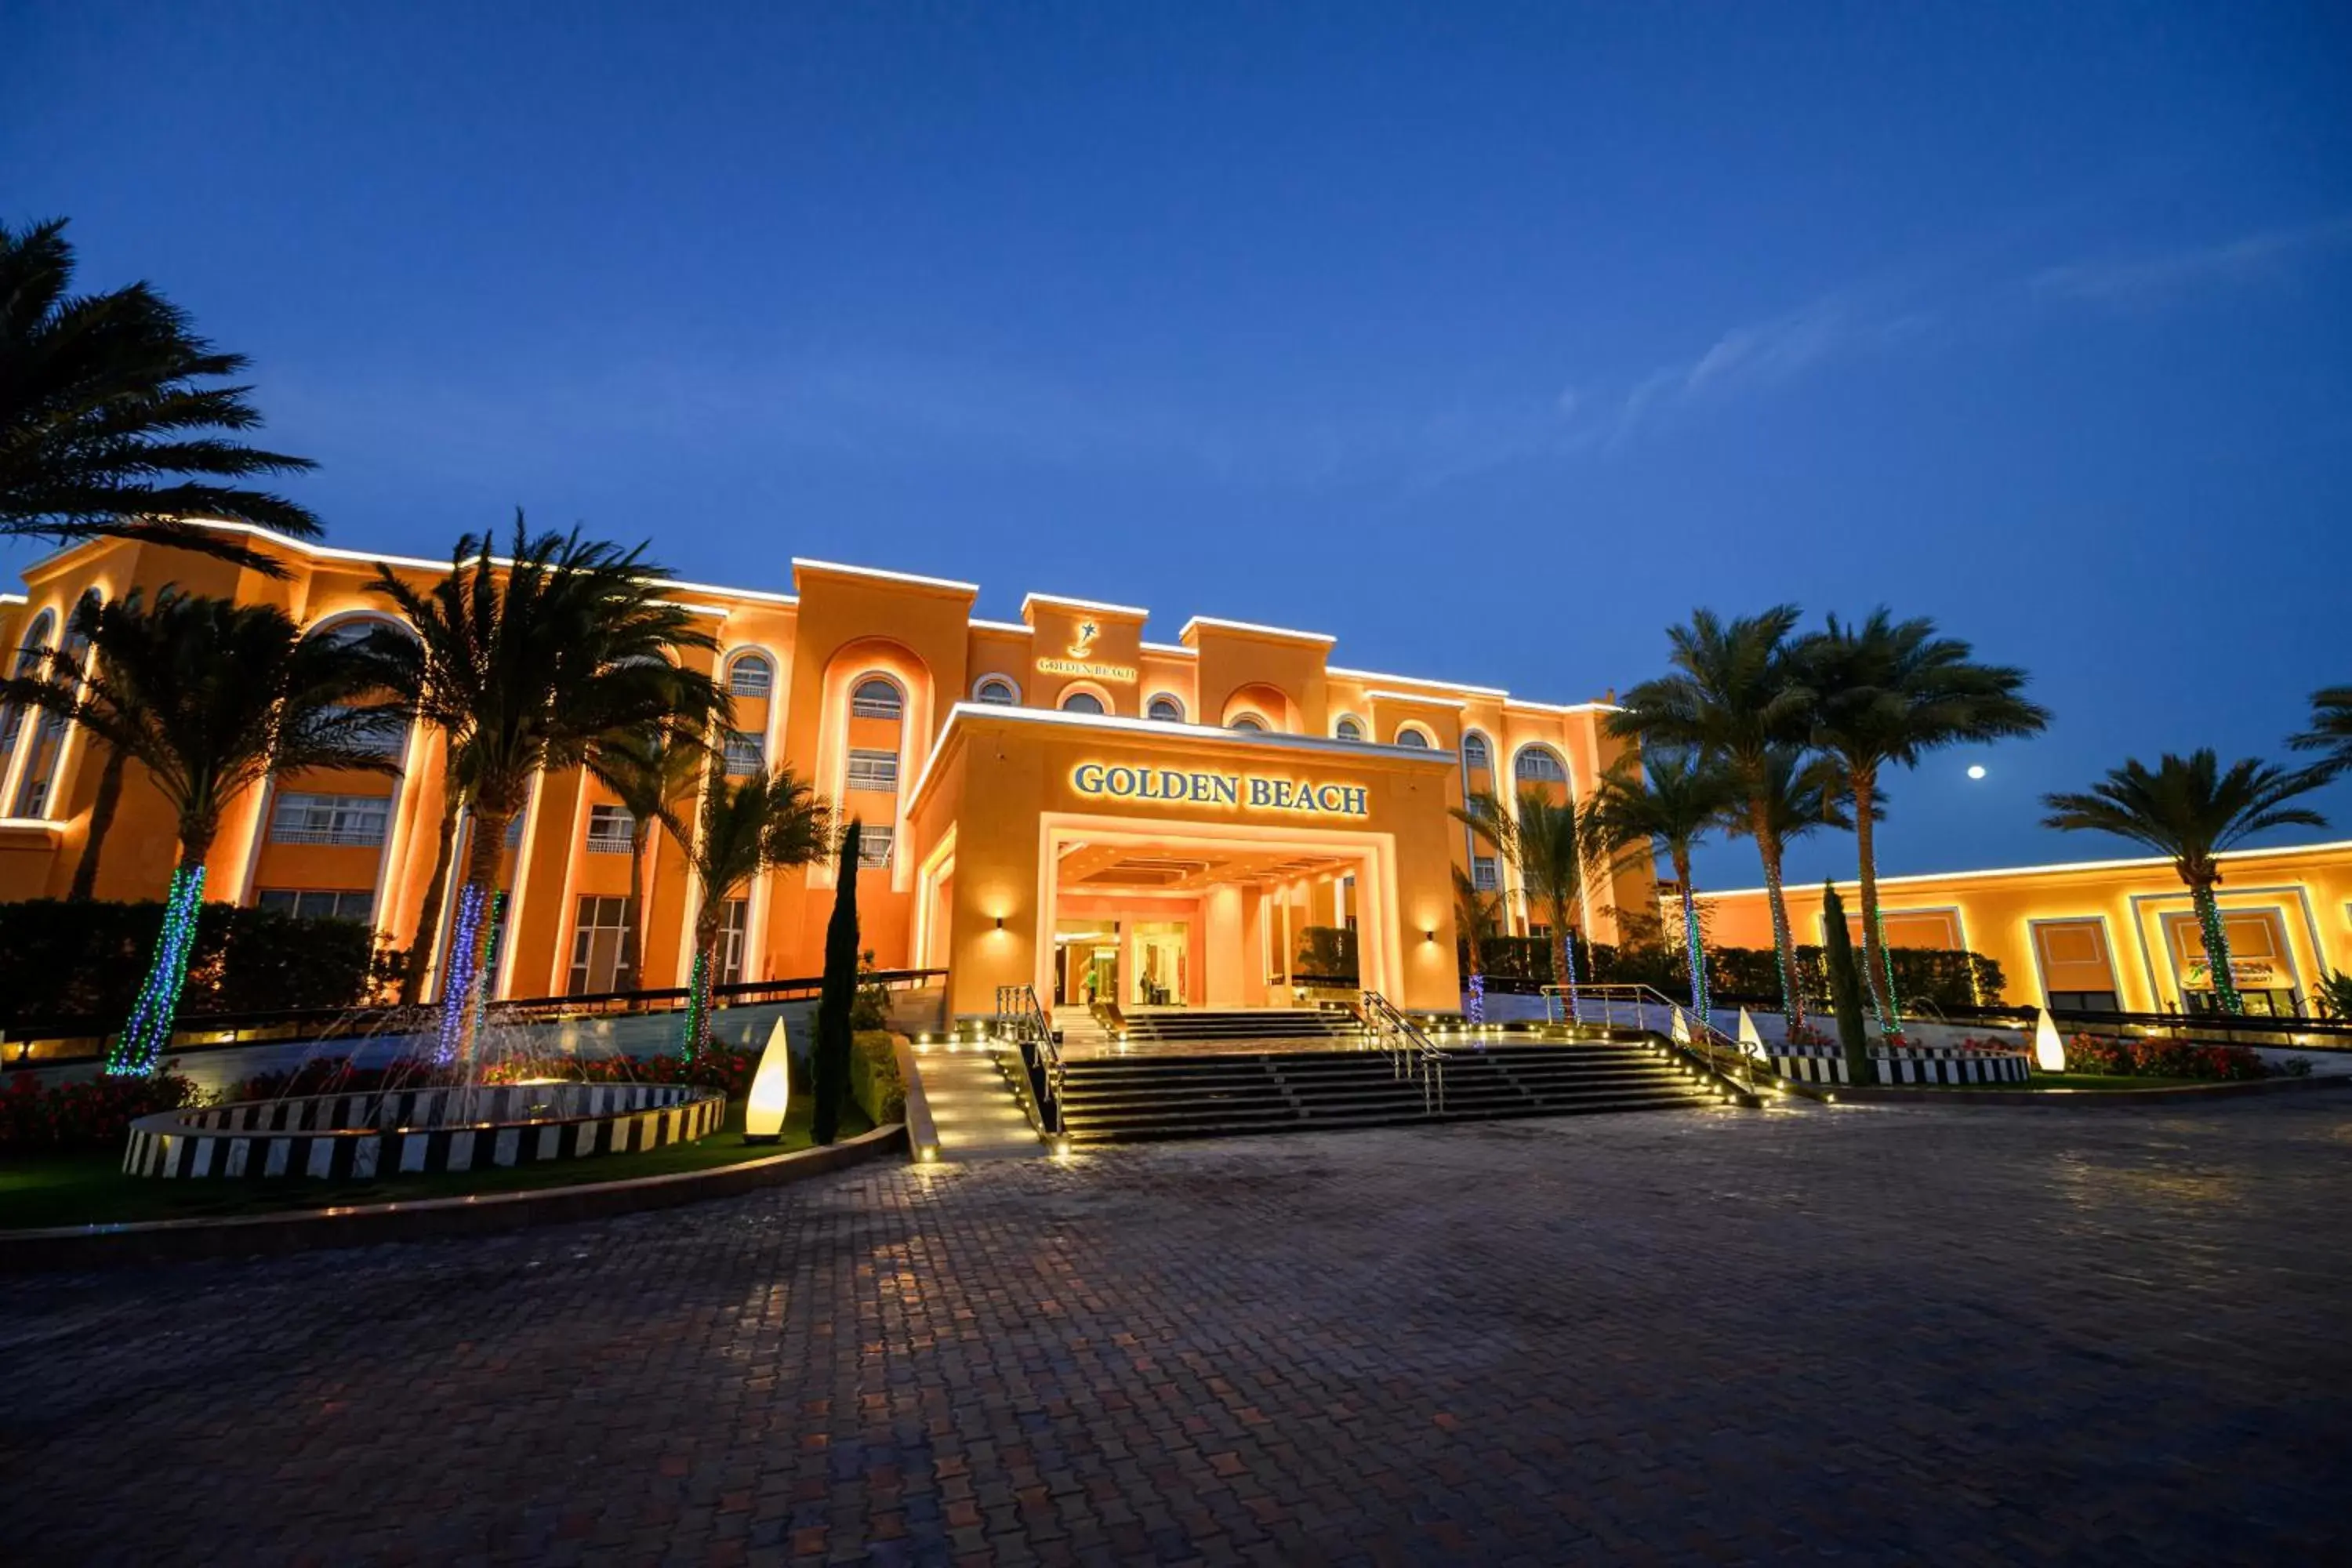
1177;615;1337;648
903;701;1453;818
1139;641;1199;659
1020;592;1149;621
1363;688;1469;710
968;618;1033;635
1504;698;1621;715
1695;838;2352;901
1328;666;1508;699
789;557;978;597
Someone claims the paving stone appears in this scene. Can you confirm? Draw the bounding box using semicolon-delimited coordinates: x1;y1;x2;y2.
4;1099;2350;1563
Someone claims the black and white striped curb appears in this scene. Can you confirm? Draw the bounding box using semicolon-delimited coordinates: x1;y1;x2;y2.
1772;1047;2031;1086
122;1082;726;1181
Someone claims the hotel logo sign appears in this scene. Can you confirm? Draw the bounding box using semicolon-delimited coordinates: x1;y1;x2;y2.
1073;761;1370;818
1036;619;1138;683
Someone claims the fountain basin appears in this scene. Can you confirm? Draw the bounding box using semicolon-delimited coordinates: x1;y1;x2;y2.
122;1081;726;1180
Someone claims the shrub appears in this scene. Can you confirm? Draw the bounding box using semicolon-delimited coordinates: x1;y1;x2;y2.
848;1029;907;1125
0;1069;203;1156
2063;1033;2267;1082
851;949;891;1031
0;899;383;1023
1708;943;2005;1011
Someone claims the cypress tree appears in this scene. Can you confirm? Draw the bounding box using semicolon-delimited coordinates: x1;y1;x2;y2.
811;820;862;1145
1821;884;1871;1085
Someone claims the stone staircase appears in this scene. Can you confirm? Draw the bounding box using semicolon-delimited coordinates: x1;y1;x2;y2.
911;1043;1044;1160
1054;1040;1719;1145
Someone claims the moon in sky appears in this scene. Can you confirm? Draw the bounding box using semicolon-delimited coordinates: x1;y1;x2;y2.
1967;764;1987;780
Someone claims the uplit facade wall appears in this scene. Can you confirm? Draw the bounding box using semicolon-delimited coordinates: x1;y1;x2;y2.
1697;842;2352;1014
0;525;1647;1014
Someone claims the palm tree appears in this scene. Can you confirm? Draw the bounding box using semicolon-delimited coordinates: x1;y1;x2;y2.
1450;865;1504;982
673;764;833;1058
2291;687;2352;775
1588;750;1740;1018
1790;610;2049;1030
363;518;722;1065
1608;608;1814;1025
586;722;710;991
1719;746;1858;1023
0;219;321;571
1455;789;1601;1015
0;590;404;1073
2042;752;2331;1014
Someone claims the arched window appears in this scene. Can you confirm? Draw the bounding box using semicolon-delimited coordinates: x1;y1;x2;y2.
1230;715;1265;734
1396;727;1431;749
728;653;774;697
851;677;903;721
1334;717;1364;742
0;609;57;765
1061;691;1105;715
302;614;414;759
1515;746;1568;785
1462;733;1491;771
1147;695;1185;724
12;598;95;818
974;677;1018;706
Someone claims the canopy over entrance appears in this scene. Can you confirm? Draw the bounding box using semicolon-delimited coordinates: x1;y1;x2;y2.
905;704;1465;1018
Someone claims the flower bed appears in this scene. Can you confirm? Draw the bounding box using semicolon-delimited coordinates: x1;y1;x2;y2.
2;1070;202;1157
2065;1033;2267;1083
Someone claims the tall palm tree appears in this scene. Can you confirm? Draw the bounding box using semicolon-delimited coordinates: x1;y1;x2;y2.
2042;752;2331;1014
673;764;833;1059
0;590;404;1073
1455;789;1601;1014
363;518;722;1065
1608;607;1813;1024
1718;746;1858;1023
1790;609;2049;1030
1588;750;1740;1018
2291;686;2352;775
586;721;710;989
0;218;321;571
1450;865;1504;982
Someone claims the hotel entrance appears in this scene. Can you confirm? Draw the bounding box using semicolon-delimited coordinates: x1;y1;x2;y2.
1052;916;1191;1007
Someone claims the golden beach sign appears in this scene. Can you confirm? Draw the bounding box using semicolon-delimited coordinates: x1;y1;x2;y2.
1036;619;1137;682
1073;761;1370;818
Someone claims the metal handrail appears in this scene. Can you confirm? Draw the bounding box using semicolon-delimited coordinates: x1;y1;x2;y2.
1544;983;1759;1092
1360;990;1446;1112
993;983;1064;1134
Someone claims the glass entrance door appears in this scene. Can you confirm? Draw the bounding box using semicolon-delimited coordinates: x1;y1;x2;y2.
1129;922;1188;1007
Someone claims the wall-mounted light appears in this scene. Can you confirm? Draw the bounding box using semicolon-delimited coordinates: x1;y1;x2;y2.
994;915;1004;931
1422;928;1437;943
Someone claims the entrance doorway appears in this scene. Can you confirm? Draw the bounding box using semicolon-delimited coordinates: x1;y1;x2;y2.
1128;921;1188;1007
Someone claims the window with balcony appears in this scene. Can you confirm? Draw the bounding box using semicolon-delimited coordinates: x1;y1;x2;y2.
1472;855;1500;892
255;888;376;922
724;729;764;776
858;826;895;869
846;748;900;793
851;677;903;721
586;804;636;853
728;653;774;697
269;791;390;848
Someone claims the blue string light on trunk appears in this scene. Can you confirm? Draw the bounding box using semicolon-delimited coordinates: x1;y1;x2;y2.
111;862;206;1076
436;881;489;1066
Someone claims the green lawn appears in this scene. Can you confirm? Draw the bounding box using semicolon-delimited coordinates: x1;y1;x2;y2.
0;1098;876;1232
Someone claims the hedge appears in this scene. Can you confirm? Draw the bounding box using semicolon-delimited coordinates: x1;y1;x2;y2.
0;899;394;1024
849;1029;907;1125
1708;944;2005;1011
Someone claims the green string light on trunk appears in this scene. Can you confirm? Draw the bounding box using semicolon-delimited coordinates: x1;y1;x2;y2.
110;862;205;1076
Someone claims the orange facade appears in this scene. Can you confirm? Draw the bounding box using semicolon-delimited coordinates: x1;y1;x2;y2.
0;525;1647;1018
1697;841;2352;1014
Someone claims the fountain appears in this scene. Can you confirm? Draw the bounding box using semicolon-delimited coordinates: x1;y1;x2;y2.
120;1001;728;1181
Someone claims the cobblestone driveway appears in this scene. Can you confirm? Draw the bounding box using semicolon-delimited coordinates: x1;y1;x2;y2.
6;1097;2350;1566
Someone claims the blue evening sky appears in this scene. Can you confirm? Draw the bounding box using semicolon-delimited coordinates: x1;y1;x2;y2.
9;2;2350;887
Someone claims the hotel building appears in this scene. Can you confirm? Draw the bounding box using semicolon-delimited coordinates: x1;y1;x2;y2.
0;525;1647;1022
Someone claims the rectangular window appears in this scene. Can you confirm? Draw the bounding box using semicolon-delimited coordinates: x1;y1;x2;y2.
269;791;390;848
845;748;899;793
858;826;895;869
719;898;749;986
568;894;637;995
1472;855;1499;892
254;888;376;922
724;729;764;776
586;804;636;853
